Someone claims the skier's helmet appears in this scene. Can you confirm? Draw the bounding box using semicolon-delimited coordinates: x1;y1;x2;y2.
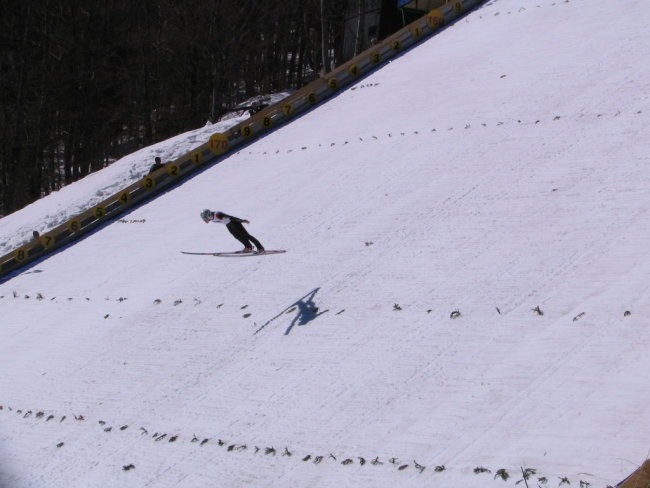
200;209;211;221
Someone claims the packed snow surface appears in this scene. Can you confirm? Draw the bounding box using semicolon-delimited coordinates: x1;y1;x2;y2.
1;0;650;487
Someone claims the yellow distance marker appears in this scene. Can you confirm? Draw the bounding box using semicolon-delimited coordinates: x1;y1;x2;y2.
307;92;318;104
40;234;55;248
118;191;131;205
14;247;28;262
166;164;180;177
391;39;401;51
454;1;464;14
327;78;338;90
412;26;422;39
348;64;360;77
191;151;204;165
262;116;273;128
68;220;81;233
208;133;229;155
370;52;381;65
94;206;106;219
241;125;254;138
282;103;294;116
141;176;156;190
427;10;444;29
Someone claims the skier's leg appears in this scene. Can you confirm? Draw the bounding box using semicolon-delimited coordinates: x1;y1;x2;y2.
246;234;264;251
227;223;253;250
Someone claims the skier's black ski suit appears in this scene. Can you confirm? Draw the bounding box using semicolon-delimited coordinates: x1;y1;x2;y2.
204;210;264;251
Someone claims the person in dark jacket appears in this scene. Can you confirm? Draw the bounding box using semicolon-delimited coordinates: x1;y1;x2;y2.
201;209;265;253
149;156;163;174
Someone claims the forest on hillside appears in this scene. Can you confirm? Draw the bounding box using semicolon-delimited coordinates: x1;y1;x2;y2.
0;0;363;215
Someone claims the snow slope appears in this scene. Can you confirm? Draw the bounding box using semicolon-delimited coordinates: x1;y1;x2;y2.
2;0;650;487
0;93;290;255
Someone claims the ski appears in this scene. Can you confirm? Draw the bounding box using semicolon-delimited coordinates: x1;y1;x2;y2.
214;250;286;257
181;250;286;257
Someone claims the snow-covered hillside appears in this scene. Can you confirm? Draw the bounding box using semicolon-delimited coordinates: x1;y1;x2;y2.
0;92;290;256
2;0;650;487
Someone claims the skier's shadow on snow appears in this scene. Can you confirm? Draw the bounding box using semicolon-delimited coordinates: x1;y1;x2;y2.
254;288;328;335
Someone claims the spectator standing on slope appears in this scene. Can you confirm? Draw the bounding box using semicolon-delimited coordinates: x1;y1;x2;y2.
200;209;265;253
149;156;163;174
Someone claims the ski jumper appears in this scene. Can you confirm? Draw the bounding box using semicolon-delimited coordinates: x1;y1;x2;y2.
206;211;264;251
